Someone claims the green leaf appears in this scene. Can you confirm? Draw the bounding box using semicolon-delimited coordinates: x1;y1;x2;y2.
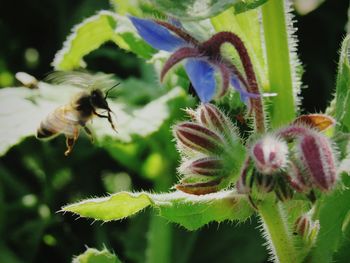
308;176;350;263
335;35;350;132
62;191;253;230
53;11;155;70
149;0;267;21
72;248;121;263
63;192;153;221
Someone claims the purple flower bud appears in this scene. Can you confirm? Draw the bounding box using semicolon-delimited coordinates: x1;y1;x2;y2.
285;161;311;193
255;172;275;193
174;122;225;154
197;103;235;137
180;157;223;176
294;214;320;245
274;177;294;202
294;214;311;238
251;136;288;175
236;157;252;194
298;132;337;192
176;178;222;195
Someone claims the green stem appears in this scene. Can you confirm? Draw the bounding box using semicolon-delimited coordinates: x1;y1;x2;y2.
262;0;296;127
258;197;298;263
146;147;172;263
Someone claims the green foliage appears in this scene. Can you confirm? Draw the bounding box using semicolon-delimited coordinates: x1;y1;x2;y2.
72;248;121;263
53;11;155;70
62;191;253;230
335;34;350;132
307;176;350;263
148;0;267;21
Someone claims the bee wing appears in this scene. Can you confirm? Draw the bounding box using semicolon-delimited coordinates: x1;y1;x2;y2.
37;106;80;139
45;71;116;91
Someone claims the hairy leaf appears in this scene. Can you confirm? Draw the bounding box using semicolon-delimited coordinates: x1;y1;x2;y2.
335;35;350;132
307;176;350;263
53;11;155;70
62;191;253;230
72;247;121;263
149;0;267;21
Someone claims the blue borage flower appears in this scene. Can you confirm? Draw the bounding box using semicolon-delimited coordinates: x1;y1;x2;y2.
129;16;274;103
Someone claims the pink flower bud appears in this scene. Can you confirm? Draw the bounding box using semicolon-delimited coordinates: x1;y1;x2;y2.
251;136;288;175
294;214;311;237
180;157;223;176
294;214;320;245
176;178;222;195
197;103;234;136
285;161;311;193
298;132;337;191
274;177;294;202
255;172;275;193
174;122;225;154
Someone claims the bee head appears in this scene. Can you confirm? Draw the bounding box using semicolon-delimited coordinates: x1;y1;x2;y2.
90;89;111;111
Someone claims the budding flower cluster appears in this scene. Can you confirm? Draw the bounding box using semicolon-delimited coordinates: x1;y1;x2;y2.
173;103;245;195
294;213;320;246
240;114;338;199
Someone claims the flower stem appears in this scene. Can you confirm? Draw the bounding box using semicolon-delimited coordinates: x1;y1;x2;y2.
261;0;296;127
258;197;298;263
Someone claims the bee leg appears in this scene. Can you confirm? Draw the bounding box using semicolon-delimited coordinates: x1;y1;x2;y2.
107;111;117;132
64;137;76;156
83;126;94;143
93;110;117;132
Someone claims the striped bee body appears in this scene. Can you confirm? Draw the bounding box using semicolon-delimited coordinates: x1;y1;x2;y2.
36;88;117;156
37;105;86;139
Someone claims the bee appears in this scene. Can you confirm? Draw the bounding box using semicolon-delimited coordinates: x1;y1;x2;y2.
37;75;119;156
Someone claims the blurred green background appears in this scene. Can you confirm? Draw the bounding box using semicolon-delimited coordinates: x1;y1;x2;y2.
0;0;349;262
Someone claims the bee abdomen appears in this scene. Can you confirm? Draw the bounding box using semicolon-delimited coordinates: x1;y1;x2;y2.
37;123;56;139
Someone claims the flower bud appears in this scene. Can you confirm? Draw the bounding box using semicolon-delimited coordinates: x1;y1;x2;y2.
180;157;223;176
197;103;235;137
250;135;288;175
285;160;311;193
255;172;275;193
236;157;252;194
294;214;311;238
298;132;337;191
174;122;225;154
274;177;294;202
293;114;335;132
176;178;222;195
294;214;320;246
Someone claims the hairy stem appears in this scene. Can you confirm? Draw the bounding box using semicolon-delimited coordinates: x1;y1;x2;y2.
258;197;298;263
203;32;266;132
262;0;296;127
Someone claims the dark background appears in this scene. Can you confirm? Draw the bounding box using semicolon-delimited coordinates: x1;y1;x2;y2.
0;0;349;262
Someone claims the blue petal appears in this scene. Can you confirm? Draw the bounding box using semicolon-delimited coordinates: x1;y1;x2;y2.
129;16;187;52
184;59;216;103
230;76;260;103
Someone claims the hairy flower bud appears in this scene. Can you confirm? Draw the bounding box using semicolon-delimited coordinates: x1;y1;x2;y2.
255;172;275;193
251;135;288;175
197;103;235;137
285;160;311;193
176;178;222;195
294;214;320;246
180;157;223;176
298;132;337;191
174;122;225;154
274;177;294;202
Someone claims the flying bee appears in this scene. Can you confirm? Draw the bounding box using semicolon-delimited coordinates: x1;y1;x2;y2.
37;72;119;156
